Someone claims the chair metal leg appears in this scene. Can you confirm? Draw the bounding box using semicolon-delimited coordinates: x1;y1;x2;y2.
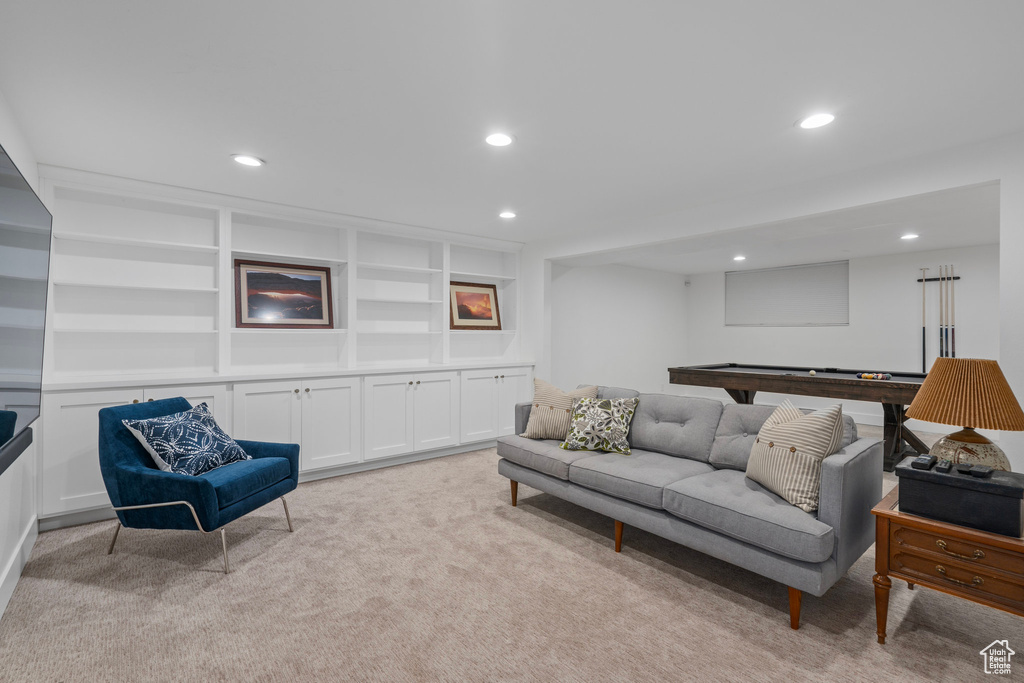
281;496;294;532
221;528;230;574
107;522;122;555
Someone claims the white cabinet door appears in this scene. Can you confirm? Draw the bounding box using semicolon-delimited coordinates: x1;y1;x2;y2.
232;380;302;445
497;367;533;436
460;369;499;443
363;374;414;460
414;371;460;451
301;377;361;471
41;387;142;516
143;384;230;429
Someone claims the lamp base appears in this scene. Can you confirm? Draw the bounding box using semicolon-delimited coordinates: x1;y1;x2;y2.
928;427;1012;471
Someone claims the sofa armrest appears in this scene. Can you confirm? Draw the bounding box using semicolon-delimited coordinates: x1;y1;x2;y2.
236;439;300;484
113;464;220;532
817;437;883;575
515;402;533;435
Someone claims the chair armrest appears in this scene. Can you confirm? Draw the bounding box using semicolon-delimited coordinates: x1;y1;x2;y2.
515;402;533;435
236;440;300;483
113;465;219;532
817;437;884;575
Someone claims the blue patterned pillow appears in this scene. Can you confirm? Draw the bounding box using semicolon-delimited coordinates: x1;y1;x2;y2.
122;403;250;476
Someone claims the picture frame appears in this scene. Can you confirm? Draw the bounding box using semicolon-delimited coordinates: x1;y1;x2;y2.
234;259;334;329
449;281;502;330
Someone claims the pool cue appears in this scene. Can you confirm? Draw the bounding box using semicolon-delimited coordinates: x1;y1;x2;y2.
920;267;928;372
950;263;956;358
938;264;945;358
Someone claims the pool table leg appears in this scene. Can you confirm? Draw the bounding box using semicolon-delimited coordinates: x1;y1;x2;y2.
726;389;755;404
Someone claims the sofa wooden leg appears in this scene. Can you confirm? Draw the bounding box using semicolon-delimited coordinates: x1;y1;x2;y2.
614;520;623;552
510;480;518;507
788;587;802;630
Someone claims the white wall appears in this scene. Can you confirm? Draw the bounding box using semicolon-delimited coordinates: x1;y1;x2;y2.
678;244;999;433
0;86;40;616
686;244;998;371
550;264;686;393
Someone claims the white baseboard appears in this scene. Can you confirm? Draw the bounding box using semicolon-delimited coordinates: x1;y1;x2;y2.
0;515;38;618
38;506;117;532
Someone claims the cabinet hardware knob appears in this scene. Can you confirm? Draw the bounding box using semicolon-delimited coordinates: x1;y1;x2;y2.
416;381;421;384
305;388;310;393
936;539;985;561
500;375;505;379
132;399;140;404
409;381;414;385
147;398;154;402
494;375;499;379
294;389;299;393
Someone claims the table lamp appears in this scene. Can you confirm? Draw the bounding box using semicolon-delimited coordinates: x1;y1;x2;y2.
906;358;1024;471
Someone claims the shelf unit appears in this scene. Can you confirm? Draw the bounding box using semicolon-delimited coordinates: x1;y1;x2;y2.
40;170;522;383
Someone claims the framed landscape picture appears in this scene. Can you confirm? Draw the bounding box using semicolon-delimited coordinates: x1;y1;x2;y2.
234;259;334;329
450;281;501;330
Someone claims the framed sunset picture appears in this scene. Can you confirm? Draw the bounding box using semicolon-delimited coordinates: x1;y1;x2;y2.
234;259;334;329
450;281;502;330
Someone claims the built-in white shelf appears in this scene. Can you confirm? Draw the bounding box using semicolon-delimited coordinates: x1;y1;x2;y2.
449;270;515;282
230;328;348;334
53;232;219;254
357;330;442;335
232;249;347;267
357;297;443;304
357;262;442;275
52;328;218;335
51;280;219;293
449;330;516;335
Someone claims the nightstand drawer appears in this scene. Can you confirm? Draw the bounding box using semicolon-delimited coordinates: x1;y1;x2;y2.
892;550;1024;609
891;523;1024;575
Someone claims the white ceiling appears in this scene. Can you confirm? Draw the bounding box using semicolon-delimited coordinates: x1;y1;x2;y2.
556;182;1000;274
0;2;1023;248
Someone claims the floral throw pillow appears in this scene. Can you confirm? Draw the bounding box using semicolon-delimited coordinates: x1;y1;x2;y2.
559;397;640;455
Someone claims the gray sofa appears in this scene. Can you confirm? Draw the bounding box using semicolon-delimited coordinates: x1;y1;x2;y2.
496;386;883;629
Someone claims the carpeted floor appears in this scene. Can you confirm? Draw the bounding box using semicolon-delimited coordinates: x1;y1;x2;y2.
0;445;1017;682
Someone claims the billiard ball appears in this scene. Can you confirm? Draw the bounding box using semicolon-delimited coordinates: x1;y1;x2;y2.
809;370;816;376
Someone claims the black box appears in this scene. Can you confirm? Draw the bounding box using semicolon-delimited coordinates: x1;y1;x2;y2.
894;457;1024;538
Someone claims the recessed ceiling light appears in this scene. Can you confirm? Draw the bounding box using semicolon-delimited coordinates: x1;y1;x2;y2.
733;255;746;261
232;154;265;167
901;233;919;240
485;133;513;147
499;211;516;219
798;113;835;129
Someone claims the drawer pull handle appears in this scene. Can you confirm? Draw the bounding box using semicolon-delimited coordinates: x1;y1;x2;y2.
935;564;984;588
936;539;985;561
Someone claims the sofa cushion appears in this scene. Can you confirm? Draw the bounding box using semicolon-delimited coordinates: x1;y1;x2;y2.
629;394;723;462
122;402;250;476
709;404;858;471
521;379;598;440
198;456;291;510
597;386;640;400
497;435;594;480
663;469;835;563
569;449;714;508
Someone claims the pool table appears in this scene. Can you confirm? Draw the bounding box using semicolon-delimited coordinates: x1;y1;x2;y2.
667;363;929;471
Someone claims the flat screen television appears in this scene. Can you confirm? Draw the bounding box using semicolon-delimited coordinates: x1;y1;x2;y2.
0;142;52;477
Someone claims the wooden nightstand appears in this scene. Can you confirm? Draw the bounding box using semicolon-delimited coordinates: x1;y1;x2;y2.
872;486;1024;644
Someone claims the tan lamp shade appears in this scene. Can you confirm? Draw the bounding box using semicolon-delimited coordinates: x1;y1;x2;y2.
906;358;1024;430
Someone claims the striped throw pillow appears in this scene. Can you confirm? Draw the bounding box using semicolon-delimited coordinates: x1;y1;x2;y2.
744;400;844;512
520;379;599;440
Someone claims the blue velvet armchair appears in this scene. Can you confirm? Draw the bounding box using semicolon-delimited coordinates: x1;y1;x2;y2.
98;397;299;573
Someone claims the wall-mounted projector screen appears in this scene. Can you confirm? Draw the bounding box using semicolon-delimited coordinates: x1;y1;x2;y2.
725;260;849;326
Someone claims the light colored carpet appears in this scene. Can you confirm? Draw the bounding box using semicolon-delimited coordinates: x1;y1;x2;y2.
0;444;1016;682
